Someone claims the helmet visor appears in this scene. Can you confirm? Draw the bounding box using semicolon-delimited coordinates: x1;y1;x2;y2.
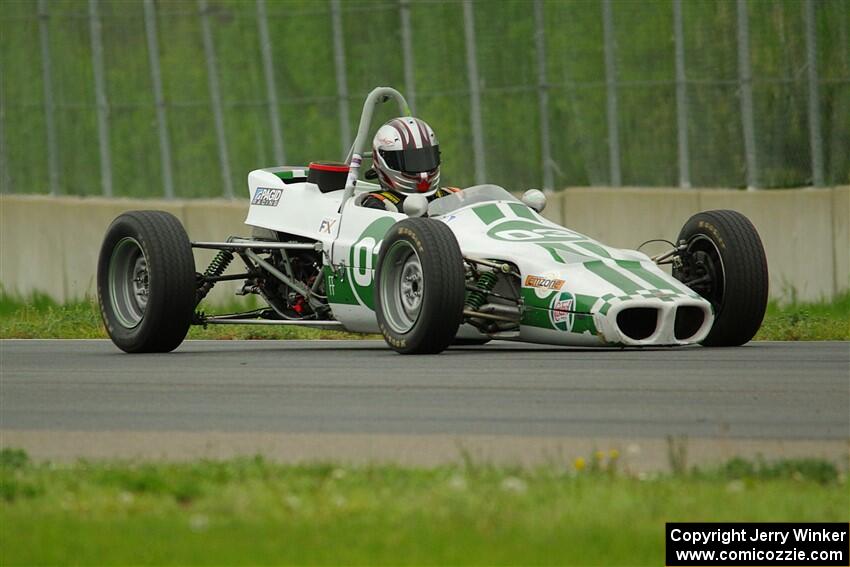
379;146;441;173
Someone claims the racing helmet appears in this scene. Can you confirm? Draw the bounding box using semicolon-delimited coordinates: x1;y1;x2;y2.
372;117;441;196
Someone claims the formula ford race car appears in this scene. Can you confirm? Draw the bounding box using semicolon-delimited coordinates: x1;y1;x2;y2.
98;87;769;354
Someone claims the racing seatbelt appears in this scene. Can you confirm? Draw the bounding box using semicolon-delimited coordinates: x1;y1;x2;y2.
375;191;403;206
434;187;461;198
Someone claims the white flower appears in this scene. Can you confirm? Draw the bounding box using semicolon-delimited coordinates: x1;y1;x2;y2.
189;514;209;532
447;474;467;491
500;476;528;494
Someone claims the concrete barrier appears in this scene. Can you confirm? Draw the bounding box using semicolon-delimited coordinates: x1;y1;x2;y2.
0;196;246;305
553;186;849;302
833;187;850;298
1;187;847;305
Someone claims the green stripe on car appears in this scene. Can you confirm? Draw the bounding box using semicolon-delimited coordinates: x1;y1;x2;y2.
274;170;305;180
537;244;566;263
472;204;505;224
572;241;612;259
507;203;537;220
615;260;679;291
584;260;644;295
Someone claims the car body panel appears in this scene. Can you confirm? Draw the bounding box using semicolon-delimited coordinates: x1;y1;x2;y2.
242;171;713;346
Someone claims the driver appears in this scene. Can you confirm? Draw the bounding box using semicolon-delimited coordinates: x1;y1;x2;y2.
361;117;460;211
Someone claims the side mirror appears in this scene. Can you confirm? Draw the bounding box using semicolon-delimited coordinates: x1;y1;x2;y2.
521;189;546;213
403;194;428;217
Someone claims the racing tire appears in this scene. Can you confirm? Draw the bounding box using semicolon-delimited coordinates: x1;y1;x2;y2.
97;210;196;353
674;209;768;347
375;218;465;354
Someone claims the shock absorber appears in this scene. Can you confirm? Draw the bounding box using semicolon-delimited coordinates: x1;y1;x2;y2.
205;249;234;278
195;249;234;304
465;270;498;310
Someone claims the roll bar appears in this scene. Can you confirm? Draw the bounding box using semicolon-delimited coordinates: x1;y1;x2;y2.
340;87;411;209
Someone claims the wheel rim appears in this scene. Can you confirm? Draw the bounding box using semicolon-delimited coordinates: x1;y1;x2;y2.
108;237;149;328
380;240;423;334
682;235;726;312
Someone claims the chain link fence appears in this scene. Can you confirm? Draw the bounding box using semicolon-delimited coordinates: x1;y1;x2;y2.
0;0;847;199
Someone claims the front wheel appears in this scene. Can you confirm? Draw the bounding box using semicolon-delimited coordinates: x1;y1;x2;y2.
374;218;465;354
673;209;768;346
97;210;197;353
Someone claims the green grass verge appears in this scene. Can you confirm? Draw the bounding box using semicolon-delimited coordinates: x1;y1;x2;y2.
754;292;850;341
1;292;847;341
1;448;846;566
0;293;366;341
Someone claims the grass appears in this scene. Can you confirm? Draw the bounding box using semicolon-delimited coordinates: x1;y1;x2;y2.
0;293;365;341
754;292;850;341
1;292;847;341
0;448;846;566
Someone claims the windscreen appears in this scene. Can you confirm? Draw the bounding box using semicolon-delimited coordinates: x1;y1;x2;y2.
428;184;520;217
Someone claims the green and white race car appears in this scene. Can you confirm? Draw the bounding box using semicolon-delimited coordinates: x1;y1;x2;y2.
97;87;769;354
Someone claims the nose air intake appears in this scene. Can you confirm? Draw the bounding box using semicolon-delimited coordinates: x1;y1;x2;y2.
616;307;658;341
674;305;706;340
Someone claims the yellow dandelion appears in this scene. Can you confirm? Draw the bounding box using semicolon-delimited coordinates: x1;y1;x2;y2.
574;457;586;471
609;449;620;460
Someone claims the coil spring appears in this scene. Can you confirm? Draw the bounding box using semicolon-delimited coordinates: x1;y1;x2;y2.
204;249;234;278
465;271;498;310
196;249;235;305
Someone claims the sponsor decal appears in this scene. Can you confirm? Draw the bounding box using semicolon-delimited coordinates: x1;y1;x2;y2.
520;288;599;335
251;187;283;207
549;291;576;332
524;275;565;291
697;220;726;249
319;218;337;234
323;266;358;306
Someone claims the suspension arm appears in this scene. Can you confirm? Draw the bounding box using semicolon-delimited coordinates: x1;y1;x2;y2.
199;272;252;283
192;240;321;251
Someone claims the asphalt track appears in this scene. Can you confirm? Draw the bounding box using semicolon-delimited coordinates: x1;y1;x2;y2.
1;340;848;467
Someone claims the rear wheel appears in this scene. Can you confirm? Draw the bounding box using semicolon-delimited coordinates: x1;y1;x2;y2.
673;210;768;346
375;218;465;354
97;210;196;353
